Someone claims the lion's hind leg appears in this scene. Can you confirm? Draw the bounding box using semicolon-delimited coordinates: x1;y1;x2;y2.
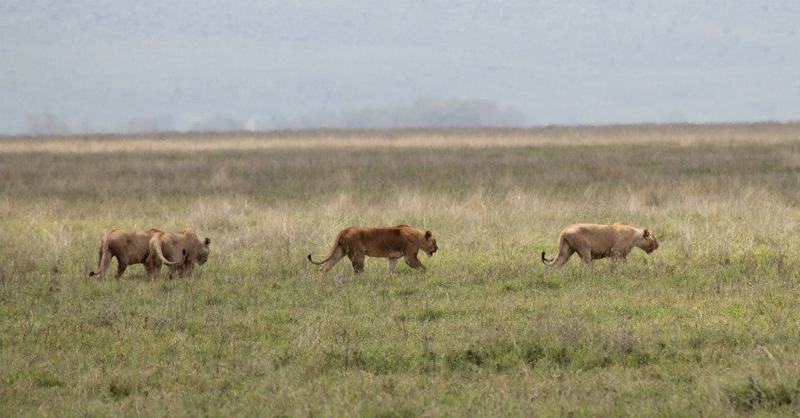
387;258;399;274
567;236;592;264
543;235;576;267
144;258;161;282
167;265;179;280
348;252;365;274
552;238;577;266
115;255;129;280
320;246;345;273
94;247;114;281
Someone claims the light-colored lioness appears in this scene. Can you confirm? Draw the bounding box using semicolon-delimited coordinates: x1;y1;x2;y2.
149;228;211;280
307;224;438;274
89;228;162;280
542;222;659;266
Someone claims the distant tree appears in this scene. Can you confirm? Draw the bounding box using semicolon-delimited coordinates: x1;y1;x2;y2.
80;119;96;134
190;114;243;132
124;114;175;133
340;97;525;129
27;113;71;135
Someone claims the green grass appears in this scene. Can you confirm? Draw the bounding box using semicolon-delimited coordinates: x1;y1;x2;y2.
2;126;800;416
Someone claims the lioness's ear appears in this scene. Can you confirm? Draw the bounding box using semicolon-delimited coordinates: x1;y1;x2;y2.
425;230;432;240
643;229;651;238
204;237;211;246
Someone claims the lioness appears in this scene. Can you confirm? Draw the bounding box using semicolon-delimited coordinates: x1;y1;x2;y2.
89;228;162;280
150;228;211;280
542;222;659;266
308;224;438;274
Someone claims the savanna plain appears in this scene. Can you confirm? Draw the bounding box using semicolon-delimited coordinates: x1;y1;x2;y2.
3;124;800;416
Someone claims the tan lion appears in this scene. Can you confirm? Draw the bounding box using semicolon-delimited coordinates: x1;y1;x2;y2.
149;228;211;280
542;222;659;266
307;224;438;274
89;228;163;280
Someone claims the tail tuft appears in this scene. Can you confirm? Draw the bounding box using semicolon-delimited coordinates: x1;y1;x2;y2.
88;271;96;277
307;254;312;262
541;251;548;263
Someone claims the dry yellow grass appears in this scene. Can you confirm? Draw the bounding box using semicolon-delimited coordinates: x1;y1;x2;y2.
2;123;798;154
2;123;800;416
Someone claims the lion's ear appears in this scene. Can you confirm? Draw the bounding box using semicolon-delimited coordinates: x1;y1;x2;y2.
425;231;432;240
204;237;211;246
643;229;651;238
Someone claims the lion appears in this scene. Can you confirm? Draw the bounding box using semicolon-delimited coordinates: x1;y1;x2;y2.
149;228;211;280
541;222;659;266
307;224;438;274
88;228;162;280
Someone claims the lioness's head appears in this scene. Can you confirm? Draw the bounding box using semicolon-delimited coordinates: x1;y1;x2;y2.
422;230;438;257
196;237;211;265
639;229;659;254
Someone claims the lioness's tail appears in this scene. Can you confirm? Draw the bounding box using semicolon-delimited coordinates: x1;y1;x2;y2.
541;235;565;266
307;231;344;265
152;234;185;265
89;231;113;277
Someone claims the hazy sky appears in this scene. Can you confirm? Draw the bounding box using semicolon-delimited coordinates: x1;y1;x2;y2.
1;0;798;133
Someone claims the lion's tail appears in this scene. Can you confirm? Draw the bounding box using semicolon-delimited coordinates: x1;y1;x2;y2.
307;231;345;265
541;234;565;266
152;233;185;265
89;231;114;277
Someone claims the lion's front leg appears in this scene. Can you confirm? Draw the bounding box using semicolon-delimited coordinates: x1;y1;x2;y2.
403;252;427;272
179;262;194;279
610;245;631;262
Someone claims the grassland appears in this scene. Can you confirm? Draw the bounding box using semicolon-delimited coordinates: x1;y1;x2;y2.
2;124;800;416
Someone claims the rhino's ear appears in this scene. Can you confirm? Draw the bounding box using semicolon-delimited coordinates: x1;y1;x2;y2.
425;231;432;240
204;237;211;246
643;229;651;238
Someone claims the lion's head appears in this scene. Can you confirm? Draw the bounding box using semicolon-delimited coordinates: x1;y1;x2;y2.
640;229;659;254
196;237;211;265
422;230;438;257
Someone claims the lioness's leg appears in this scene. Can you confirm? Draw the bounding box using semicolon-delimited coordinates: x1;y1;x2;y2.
610;245;631;262
554;248;575;266
115;255;129;279
144;261;160;281
144;254;162;281
549;238;575;267
403;253;427;272
349;252;365;274
567;236;592;264
321;246;345;273
94;248;113;281
576;248;592;263
179;263;194;279
387;258;398;274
